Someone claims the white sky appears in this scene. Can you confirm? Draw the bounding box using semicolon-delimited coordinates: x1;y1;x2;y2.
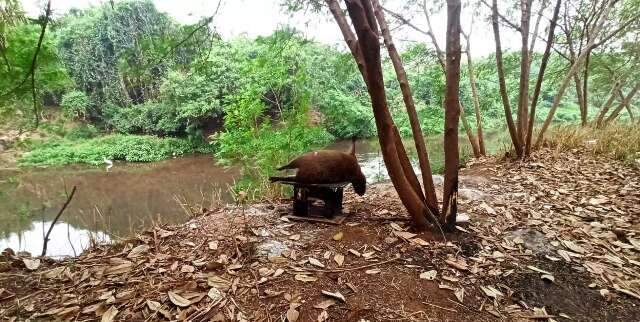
20;0;530;58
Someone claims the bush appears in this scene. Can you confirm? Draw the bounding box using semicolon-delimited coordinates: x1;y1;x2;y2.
318;90;374;139
19;135;204;167
65;124;99;140
61;91;90;119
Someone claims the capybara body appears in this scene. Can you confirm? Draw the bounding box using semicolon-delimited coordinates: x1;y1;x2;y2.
272;141;366;195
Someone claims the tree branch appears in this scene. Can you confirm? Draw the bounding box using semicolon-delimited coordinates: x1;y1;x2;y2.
41;186;77;257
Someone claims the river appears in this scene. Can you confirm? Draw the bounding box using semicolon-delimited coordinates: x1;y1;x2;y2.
0;133;508;257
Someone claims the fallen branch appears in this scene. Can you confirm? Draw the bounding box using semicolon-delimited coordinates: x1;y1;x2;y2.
297;256;399;273
422;301;458;312
41;186;77;257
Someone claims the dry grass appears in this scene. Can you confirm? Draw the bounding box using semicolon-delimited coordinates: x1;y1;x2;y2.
546;123;640;164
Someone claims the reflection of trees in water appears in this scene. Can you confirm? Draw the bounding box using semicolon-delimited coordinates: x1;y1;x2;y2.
0;155;237;242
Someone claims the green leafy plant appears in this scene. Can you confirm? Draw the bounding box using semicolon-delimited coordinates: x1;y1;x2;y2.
60;90;89;119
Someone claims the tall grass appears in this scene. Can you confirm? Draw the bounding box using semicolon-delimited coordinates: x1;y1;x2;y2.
545;123;640;164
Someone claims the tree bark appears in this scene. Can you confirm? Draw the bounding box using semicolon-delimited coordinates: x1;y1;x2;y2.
535;0;614;146
463;32;486;155
372;0;439;213
459;105;481;157
491;0;522;157
525;0;561;156
604;83;640;124
393;126;425;201
442;0;461;230
581;48;592;126
343;0;432;229
516;0;533;147
594;77;626;127
573;73;586;125
326;0;368;81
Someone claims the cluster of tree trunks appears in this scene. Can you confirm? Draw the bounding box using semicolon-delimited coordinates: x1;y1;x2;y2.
326;0;462;231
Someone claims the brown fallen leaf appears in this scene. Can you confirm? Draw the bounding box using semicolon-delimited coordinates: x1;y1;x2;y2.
541;274;555;283
455;288;465;303
394;231;417;240
22;258;40;271
308;257;325;268
419;270;437;280
208;287;224;301
289;234;301;241
313;299;336;309
168;291;192;307
286;306;300;321
295;274;318;282
101;306;118;322
127;244;150;258
181;265;195;273
321;290;346;302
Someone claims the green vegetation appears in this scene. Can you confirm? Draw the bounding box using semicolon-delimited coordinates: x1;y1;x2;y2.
19;134;209;167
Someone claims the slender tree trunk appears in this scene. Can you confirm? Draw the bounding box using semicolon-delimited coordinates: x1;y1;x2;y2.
525;0;561;156
593;77;625;127
393;126;425;200
581;49;592;126
372;0;439;213
605;83;640;124
573;73;586;125
459;105;481;157
516;0;533;147
442;0;461;230
416;3;480;157
626;104;635;123
343;0;433;229
535;0;614;146
491;0;522;157
460;29;487;156
464;33;486;155
326;0;367;81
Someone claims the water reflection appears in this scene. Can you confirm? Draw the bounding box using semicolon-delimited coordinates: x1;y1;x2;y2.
0;220;110;257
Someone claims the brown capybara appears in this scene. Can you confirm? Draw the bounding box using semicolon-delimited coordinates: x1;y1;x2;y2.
270;139;366;196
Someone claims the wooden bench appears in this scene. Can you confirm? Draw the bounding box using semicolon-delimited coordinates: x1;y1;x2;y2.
271;177;350;218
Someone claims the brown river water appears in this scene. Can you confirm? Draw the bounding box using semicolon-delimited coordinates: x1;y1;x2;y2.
0;135;507;257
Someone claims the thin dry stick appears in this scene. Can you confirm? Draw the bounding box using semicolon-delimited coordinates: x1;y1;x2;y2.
422;301;458;312
41;186;77;257
299;256;399;273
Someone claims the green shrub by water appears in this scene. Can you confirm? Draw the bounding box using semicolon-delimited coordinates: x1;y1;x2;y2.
19;135;211;167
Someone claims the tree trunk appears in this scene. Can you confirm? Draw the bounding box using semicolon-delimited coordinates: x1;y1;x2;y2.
459;105;481;157
525;0;561;156
581;48;592;126
626;104;635;123
604;83;640;124
535;0;614;146
464;33;486;155
326;0;367;81
372;0;439;213
491;0;522;157
593;77;625;127
516;0;533;147
393;126;425;200
442;0;461;230
573;73;586;126
343;0;432;229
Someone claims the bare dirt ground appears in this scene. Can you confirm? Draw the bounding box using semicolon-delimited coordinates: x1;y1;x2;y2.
1;148;640;321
